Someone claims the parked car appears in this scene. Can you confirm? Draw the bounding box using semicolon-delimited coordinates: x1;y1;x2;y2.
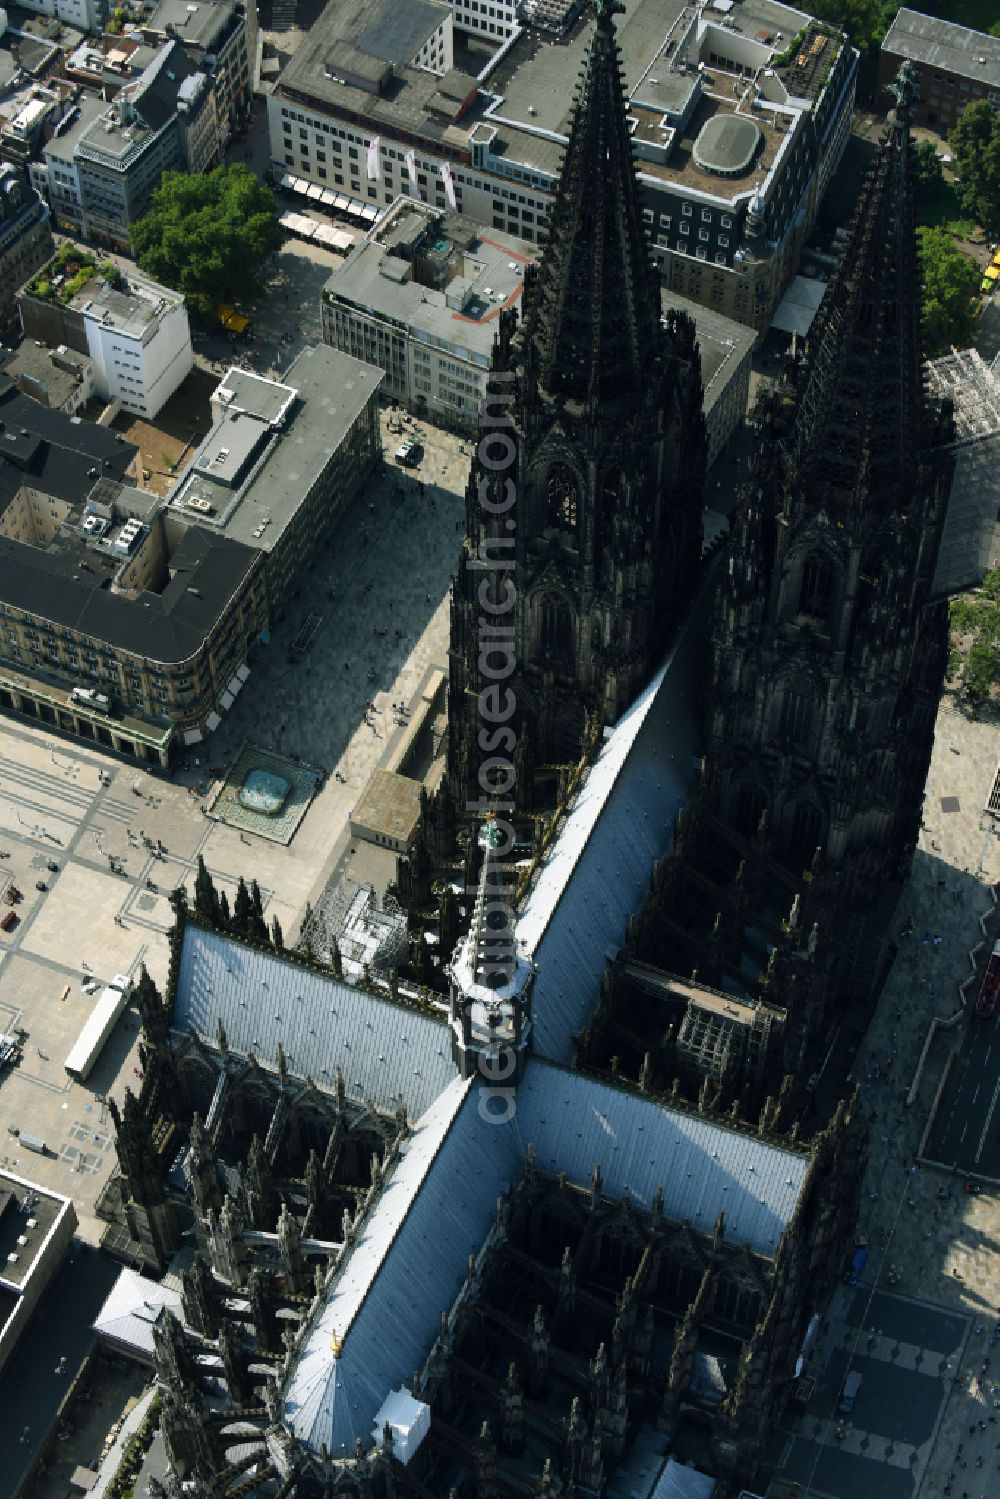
963;1182;982;1195
395;437;422;467
35;880;47;892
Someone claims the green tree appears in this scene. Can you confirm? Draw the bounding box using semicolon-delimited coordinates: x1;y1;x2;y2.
911;138;943;199
948;99;1000;230
950;567;1000;707
801;0;895;61
916;225;980;356
132;165;282;316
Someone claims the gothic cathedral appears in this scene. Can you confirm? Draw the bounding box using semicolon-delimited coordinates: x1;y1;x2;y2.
446;0;706;804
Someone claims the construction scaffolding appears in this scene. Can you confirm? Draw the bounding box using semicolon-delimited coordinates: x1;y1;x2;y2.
621;961;780;1100
302;880;408;980
928;347;1000;597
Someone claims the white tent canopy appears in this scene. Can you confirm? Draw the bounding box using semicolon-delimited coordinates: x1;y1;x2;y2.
371;1387;431;1464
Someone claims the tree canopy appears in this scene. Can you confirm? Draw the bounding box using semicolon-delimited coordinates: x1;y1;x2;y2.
132;164;282;316
803;0;893;59
916;225;981;357
911;138;943;199
948;100;1000;231
950;568;1000;707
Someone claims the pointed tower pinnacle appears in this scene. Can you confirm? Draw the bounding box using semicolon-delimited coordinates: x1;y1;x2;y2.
520;0;660;409
468;817;516;993
786;59;924;514
447;817;534;1080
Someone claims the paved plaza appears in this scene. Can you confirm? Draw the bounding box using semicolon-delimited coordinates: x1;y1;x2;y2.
0;412;465;1243
767;692;1000;1499
771;1286;969;1499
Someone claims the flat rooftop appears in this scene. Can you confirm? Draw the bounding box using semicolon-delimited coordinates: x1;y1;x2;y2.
42;95;106;165
357;0;451;66
215;367;298;426
882;6;1000;90
351;767;423;845
279;0;485;151
78;278;182;338
4;344;91;410
660;290;755;416
325;201;535;354
630;91;782;194
143;0;236;51
171;346;383;551
0;1173;68;1291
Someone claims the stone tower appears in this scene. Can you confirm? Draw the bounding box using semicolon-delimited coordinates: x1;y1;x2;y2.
704;63;954;908
447;0;705;804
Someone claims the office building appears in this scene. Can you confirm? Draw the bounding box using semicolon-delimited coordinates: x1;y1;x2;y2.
270;0;857;329
19;248;193;419
168;348;384;611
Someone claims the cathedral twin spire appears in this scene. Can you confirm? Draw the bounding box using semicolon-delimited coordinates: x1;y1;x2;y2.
785;62;925;511
520;0;661;409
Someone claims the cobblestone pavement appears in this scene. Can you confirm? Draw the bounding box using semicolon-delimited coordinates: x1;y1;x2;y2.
770;694;1000;1499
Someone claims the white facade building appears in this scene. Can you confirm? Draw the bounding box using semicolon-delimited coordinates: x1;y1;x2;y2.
449;0;517;42
321;198;532;431
15;0;106;32
81;275;193;418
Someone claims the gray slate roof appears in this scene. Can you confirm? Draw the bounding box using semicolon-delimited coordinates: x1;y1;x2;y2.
517;1059;806;1257
171;924;459;1117
882;7;1000;90
284;1076;512;1454
92;1265;183;1359
280;1054;805;1460
516;576;714;1063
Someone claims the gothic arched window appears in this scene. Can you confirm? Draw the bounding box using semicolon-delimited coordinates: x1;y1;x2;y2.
778;685;813;748
541;593;573;664
785;801;823;867
733;782;768;839
547;464;578;530
799;553;835;623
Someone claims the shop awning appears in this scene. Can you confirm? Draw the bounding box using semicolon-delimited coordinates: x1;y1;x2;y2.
206;711;222;731
236;663;250;683
183;728;204;746
219;690;234;711
226;673;244;698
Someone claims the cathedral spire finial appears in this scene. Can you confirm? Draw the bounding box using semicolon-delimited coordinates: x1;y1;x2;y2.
786;60;924;513
518;0;660;408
